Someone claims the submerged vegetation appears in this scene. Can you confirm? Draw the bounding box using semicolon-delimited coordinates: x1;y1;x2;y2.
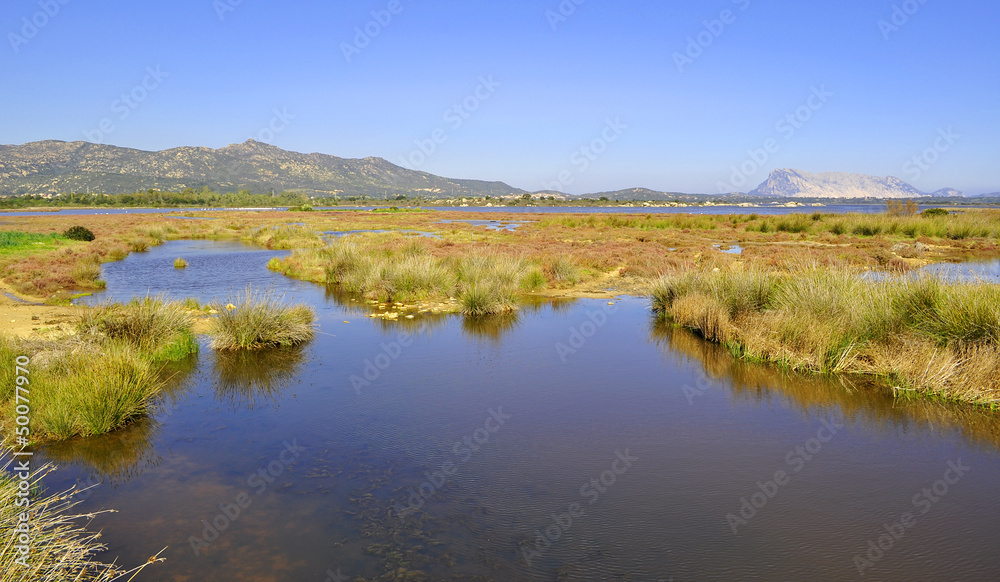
209;286;315;350
0;453;164;580
651;266;1000;406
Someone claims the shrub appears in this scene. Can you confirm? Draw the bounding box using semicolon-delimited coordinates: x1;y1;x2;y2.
63;225;95;242
886;199;919;216
922;208;949;217
209;286;316;350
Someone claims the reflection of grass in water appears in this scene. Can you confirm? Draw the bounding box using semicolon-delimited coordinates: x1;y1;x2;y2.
37;353;199;483
40;416;162;484
651;267;1000;405
650;321;1000;452
461;313;521;342
213;346;306;410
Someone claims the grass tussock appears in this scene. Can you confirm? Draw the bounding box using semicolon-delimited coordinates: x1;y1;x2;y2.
173;257;187;268
276;238;536;315
209;286;316;350
1;336;166;441
30;343;164;440
0;453;164;580
243;225;324;250
0;297;197;441
77;295;196;360
652;266;1000;406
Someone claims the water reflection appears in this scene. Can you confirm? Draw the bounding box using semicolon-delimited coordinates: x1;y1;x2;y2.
649;321;1000;452
461;313;521;342
39;354;201;483
212;346;308;410
41;417;162;485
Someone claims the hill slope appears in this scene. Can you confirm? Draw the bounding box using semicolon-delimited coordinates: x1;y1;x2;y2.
748;168;963;199
0;140;525;199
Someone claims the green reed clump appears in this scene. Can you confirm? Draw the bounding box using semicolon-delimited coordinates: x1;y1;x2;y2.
547;256;580;284
454;253;529;315
209;286;315;350
77;295;196;360
29;343;164;440
0;452;164;581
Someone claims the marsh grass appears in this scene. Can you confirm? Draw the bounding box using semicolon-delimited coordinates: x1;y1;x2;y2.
297;238;533;314
30;343;164;439
243;225;323;250
209;286;315;350
0;452;165;581
0;230;61;251
77;296;195;359
652;267;1000;405
71;258;102;284
173;257;187;268
547;256;580;284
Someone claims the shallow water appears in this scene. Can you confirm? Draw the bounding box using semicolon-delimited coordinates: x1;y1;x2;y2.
44;241;1000;581
922;259;1000;283
437;219;533;231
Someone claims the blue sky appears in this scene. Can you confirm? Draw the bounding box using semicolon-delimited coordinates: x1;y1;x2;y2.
2;0;998;194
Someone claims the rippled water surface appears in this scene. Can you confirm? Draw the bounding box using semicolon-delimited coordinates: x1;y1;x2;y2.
44;240;1000;581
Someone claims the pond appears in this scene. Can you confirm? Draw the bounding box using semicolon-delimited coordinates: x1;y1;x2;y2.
44;240;1000;581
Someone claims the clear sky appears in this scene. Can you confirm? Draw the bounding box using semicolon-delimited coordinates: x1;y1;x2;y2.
2;0;998;195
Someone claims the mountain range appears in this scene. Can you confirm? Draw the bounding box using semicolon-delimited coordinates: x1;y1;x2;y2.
748;169;963;199
0;140;525;199
0;140;983;200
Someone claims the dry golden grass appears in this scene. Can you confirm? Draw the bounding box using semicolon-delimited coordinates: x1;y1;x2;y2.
652;266;1000;406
